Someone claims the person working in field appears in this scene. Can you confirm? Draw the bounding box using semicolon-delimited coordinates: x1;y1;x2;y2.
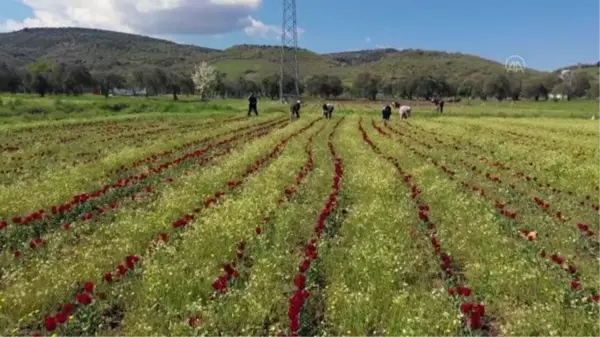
291;100;302;120
382;104;392;120
322;103;334;119
248;93;258;116
432;97;445;114
393;101;411;120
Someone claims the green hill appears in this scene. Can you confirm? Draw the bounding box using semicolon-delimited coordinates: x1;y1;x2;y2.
0;26;568;85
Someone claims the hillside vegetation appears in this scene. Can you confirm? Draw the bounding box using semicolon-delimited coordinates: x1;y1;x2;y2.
0;27;597;101
0;27;543;82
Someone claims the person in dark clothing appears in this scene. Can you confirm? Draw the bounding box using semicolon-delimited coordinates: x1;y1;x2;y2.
322;103;334;119
382;104;392;120
248;93;258;116
291;100;302;120
432;98;445;114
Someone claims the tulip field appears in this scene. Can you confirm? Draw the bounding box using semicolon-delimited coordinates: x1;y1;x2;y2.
0;107;598;336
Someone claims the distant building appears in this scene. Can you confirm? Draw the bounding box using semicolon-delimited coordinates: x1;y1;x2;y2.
548;93;567;100
111;88;147;96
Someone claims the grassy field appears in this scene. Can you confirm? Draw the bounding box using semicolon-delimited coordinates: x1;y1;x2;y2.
0;96;598;336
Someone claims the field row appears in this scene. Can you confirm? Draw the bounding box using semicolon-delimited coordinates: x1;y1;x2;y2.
0;113;598;336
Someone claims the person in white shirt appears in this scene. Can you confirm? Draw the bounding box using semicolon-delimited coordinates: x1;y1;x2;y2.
322;103;334;119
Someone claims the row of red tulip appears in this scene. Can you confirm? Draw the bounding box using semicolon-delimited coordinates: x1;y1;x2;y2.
29;119;320;336
2;117;284;229
6;120;289;262
1;119;204;174
288;118;344;336
10;147;234;261
1;118;288;256
381;122;599;305
362;119;489;331
384;123;599;245
210;123;326;299
406;122;599;212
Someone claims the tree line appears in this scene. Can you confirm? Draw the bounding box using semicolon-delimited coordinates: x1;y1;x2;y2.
0;60;597;101
349;70;598;101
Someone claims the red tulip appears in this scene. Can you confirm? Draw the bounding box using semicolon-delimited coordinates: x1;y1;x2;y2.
76;293;92;305
460;302;473;313
83;281;95;293
294;274;306;290
255;226;263;234
571;280;581;290
62;303;75;314
44;316;57;331
56;312;68;324
117;264;128;275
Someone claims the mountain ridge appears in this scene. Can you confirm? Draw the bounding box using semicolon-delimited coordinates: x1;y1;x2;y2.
0;27;592;83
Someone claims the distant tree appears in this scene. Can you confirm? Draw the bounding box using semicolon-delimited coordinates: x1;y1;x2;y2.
416;75;456;100
521;76;548;101
30;72;51;97
507;73;522;101
180;74;195;95
568;72;591;98
0;62;22;93
353;72;381;100
130;68;147;96
404;76;419;100
27;60;54;97
259;74;303;100
215;72;238;98
379;77;396;97
327;75;344;97
261;74;280;99
93;71;126;98
305;75;344;98
457;78;475;98
588;80;599;99
146;67;168;96
541;74;560;99
166;71;182;100
191;62;218;101
469;74;487;100
246;80;260;96
483;73;511;101
551;82;570;100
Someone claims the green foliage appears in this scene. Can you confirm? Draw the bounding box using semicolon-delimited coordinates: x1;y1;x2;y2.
352;72;382;100
305;75;344;98
0;27;596;101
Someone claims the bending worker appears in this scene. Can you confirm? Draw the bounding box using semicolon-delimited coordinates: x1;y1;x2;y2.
322;103;334;119
291;100;302;120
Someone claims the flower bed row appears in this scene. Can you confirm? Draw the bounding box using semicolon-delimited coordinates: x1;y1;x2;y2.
210;123;326;298
380;121;600;307
385;122;599;246
28;118;321;336
287;117;345;336
3;120;288;264
406;121;599;212
361;119;491;333
0;118;287;252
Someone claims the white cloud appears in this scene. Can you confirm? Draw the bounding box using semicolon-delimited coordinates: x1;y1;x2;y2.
244;17;305;41
0;0;294;40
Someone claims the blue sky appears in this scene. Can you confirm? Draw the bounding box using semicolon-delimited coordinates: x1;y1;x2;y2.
1;0;598;71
